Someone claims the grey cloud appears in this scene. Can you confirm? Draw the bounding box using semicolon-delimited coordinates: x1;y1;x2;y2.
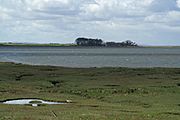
148;0;180;12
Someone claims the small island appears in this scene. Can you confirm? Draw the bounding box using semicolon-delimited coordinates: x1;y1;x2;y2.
75;37;138;47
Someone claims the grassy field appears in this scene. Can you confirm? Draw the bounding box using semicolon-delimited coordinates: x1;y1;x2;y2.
0;62;179;120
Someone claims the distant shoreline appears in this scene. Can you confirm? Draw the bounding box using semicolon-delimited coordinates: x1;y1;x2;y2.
0;43;139;48
0;61;180;69
1;43;180;48
0;43;77;47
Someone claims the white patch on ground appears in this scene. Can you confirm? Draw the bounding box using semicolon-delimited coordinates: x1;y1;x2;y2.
2;99;66;105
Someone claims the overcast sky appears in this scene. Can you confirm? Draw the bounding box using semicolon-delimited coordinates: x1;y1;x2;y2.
0;0;180;45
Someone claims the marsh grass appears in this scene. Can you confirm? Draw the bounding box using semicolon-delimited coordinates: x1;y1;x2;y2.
0;62;180;120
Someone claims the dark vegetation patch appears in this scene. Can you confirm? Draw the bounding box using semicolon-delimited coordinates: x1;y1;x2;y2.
118;100;151;108
49;80;60;86
174;71;180;74
150;84;178;88
39;67;58;71
148;77;160;79
104;85;121;87
177;83;180;86
118;88;150;94
172;77;180;80
15;73;34;81
118;109;140;113
63;87;151;100
78;105;99;108
163;112;180;116
78;72;104;77
0;90;8;93
159;86;176;88
136;73;146;76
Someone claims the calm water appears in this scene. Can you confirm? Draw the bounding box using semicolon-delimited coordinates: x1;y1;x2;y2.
0;46;180;68
2;99;65;105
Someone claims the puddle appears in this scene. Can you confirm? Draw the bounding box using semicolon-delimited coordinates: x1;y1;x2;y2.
1;99;66;107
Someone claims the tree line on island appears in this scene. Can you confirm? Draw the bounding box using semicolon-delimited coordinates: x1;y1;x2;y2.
75;37;138;47
0;37;138;47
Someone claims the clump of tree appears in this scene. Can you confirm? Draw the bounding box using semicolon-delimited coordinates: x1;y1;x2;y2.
75;37;104;46
106;40;137;47
75;37;138;47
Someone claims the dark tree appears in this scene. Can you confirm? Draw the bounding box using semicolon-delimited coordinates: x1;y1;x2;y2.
105;40;137;47
106;42;123;47
75;37;138;47
75;37;104;46
121;40;137;47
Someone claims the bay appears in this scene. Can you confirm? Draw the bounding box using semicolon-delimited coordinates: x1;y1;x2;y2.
0;46;180;68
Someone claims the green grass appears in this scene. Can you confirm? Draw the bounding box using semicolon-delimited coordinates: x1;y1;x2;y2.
0;62;180;120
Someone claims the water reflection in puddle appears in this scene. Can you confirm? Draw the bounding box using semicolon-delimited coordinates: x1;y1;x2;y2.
1;99;66;107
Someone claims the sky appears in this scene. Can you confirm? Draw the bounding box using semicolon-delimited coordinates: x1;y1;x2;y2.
0;0;180;45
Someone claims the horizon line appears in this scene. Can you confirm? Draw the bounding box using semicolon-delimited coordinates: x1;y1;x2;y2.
1;42;180;47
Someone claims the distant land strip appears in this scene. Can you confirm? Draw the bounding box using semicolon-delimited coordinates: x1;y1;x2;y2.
0;37;139;47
